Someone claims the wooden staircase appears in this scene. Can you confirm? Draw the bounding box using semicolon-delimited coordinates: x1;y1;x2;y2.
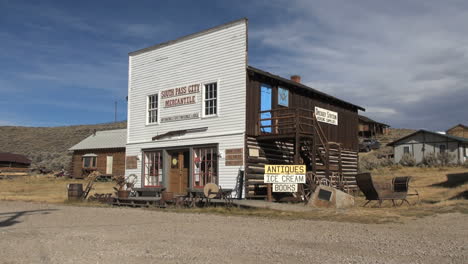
244;108;359;199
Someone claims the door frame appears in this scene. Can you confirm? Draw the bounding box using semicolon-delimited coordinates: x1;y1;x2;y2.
141;144;219;190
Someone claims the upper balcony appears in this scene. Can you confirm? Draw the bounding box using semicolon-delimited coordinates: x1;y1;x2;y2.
257;108;315;140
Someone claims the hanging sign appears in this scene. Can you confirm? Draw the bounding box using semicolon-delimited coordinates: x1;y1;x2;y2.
315;106;338;126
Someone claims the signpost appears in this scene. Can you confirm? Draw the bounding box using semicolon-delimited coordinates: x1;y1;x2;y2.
263;165;306;200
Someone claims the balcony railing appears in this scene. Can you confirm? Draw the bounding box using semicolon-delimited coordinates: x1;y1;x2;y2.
258;108;316;136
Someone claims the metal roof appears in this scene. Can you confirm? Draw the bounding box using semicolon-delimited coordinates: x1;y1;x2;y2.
358;115;389;127
247;66;365;111
69;129;127;151
387;129;468;146
0;152;31;164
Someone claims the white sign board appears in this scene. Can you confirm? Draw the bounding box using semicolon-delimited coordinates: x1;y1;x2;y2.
273;184;298;192
315;106;338;126
160;112;199;123
264;174;306;184
263;164;306;193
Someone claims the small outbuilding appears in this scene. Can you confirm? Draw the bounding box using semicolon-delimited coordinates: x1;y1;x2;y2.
387;130;468;164
69;129;126;179
446;124;468;139
0;152;31;172
358;115;389;138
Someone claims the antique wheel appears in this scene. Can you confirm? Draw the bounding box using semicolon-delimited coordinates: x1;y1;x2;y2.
301;173;316;204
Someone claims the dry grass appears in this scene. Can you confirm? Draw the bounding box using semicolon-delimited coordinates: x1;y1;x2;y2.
0;167;467;224
0;174;114;203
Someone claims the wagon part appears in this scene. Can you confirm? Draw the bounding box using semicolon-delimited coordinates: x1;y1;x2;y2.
81;171;100;200
301;172;317;204
203;183;219;199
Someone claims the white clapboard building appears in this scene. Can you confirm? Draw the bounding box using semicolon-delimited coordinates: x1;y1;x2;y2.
125;18;363;199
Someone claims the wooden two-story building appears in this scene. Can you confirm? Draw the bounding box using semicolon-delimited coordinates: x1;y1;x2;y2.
125;18;364;200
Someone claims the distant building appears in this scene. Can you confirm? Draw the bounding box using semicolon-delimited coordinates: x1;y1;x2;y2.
358;115;389;138
69;129;126;179
387;130;468;164
446;124;468;139
0;152;31;172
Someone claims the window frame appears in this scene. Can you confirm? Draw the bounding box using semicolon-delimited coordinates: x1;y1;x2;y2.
439;144;447;154
82;156;97;169
192;147;218;188
403;146;410;154
146;93;160;125
202;81;219;118
142;151;163;187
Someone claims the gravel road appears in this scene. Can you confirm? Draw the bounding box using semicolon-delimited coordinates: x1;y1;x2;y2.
0;201;466;264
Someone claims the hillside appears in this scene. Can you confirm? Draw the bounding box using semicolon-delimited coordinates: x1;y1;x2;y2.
0;124;415;172
0;122;127;170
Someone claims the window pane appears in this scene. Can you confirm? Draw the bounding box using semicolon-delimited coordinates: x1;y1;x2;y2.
204;83;217;116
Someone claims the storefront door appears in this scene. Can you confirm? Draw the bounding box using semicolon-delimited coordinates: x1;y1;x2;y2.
168;150;189;194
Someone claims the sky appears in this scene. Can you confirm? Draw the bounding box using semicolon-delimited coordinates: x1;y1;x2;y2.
0;0;467;130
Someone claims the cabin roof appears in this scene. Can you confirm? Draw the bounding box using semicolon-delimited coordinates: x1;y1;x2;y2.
358;115;389;127
247;66;365;111
387;129;468;146
446;124;468;132
69;129;127;151
0;152;31;165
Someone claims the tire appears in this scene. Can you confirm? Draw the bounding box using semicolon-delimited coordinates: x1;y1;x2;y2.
366;147;371;152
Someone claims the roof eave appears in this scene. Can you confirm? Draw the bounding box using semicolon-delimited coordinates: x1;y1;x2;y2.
247;66;365;111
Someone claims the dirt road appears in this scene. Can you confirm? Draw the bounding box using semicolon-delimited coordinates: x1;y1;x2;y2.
0;201;466;264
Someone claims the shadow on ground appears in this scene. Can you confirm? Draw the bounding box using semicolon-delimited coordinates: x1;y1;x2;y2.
0;209;58;228
431;172;468;188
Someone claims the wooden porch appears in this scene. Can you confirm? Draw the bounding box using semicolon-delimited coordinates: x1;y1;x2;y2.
245;107;359;200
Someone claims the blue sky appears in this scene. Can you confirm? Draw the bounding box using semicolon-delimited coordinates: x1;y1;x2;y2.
1;0;467;130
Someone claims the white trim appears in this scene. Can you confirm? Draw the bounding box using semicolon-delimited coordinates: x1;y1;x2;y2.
127;56;132;143
126;130;245;145
201;80;219;118
146;92;160;126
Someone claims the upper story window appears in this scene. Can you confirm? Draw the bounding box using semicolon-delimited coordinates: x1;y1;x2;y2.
147;94;158;124
204;82;217;116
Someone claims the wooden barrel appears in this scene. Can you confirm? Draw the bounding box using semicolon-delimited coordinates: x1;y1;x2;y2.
68;183;83;200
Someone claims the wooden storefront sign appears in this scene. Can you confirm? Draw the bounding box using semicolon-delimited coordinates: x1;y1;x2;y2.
126;156;138;169
264;165;306;193
225;148;243;166
161;83;201;108
315;106;338;126
161;112;199;123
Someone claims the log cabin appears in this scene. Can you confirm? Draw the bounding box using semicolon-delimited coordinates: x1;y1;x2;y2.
0;152;31;173
125;18;364;200
69;129;126;179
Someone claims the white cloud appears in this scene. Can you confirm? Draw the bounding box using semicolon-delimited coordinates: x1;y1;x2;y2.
249;0;468;130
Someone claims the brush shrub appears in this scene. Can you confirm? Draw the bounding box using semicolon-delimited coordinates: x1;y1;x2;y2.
399;153;416;167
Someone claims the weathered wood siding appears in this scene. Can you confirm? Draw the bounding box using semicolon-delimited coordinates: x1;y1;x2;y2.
126;19;247;192
70;149;125;179
246;73;360;151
